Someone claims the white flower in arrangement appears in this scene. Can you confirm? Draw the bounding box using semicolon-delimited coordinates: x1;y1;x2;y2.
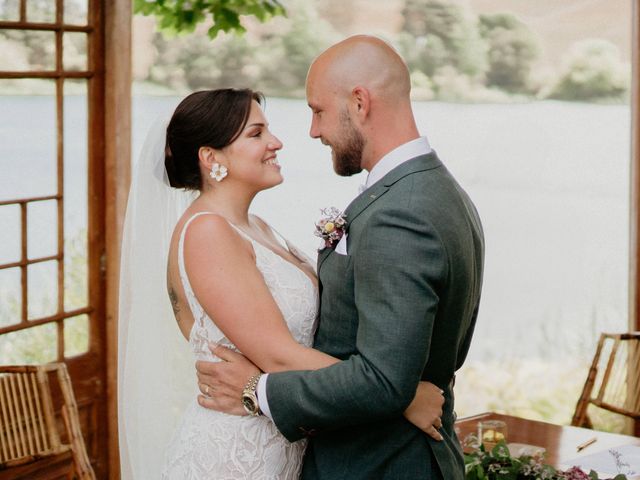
182;2;193;10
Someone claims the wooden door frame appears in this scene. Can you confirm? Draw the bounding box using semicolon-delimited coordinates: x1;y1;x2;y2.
0;0;128;475
630;0;640;437
103;0;131;477
632;1;640;330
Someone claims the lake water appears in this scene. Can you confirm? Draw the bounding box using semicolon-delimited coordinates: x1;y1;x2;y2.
0;96;631;362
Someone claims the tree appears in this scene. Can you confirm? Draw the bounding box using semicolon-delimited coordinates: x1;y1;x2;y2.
479;13;539;93
400;0;487;78
144;0;338;96
315;0;357;34
252;0;338;96
549;39;629;101
134;0;286;38
149;30;256;91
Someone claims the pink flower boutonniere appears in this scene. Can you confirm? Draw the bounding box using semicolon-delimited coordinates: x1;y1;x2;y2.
314;207;347;250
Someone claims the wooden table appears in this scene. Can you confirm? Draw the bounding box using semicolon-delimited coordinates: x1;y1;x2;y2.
456;412;640;469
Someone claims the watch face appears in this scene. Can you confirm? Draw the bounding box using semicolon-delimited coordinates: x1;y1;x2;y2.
242;395;256;414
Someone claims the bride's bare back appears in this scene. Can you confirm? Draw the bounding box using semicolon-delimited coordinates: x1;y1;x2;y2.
161;209;319;479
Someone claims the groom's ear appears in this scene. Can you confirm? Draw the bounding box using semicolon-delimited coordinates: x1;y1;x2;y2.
350;86;370;122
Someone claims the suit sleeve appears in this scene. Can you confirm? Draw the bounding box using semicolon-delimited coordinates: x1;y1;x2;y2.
265;203;448;441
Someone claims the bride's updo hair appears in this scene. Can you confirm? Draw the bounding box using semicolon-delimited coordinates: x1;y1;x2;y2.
165;88;264;190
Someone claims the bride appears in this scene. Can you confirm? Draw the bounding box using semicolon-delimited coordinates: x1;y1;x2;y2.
118;88;444;479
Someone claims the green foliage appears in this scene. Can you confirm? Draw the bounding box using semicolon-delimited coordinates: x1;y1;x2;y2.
146;0;336;95
479;13;539;93
133;0;286;38
0;21;86;73
400;0;488;77
150;30;256;90
1;0;631;103
251;2;338;96
549;39;629;102
0;29;55;70
396;0;629;102
464;441;628;480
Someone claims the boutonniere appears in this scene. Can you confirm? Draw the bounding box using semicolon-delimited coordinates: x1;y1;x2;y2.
314;207;347;250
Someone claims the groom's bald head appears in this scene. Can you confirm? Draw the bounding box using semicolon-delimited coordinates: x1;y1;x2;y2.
306;35;411;105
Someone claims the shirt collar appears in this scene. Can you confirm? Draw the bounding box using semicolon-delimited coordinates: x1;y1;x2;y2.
365;136;432;189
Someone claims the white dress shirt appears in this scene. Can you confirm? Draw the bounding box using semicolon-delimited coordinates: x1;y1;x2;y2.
257;136;432;419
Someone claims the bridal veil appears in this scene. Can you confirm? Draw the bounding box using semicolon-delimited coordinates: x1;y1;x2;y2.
118;117;197;478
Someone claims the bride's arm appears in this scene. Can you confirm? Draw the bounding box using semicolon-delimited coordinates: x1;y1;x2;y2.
184;214;337;372
188;215;444;437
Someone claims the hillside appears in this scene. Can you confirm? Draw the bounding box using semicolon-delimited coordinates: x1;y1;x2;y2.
471;0;630;65
319;0;631;67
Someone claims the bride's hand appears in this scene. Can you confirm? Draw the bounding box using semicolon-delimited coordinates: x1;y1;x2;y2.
196;343;261;416
403;381;445;441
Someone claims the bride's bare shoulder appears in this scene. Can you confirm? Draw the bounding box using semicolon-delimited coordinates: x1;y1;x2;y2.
182;212;253;257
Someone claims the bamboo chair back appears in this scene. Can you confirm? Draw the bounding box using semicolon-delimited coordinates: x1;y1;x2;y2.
0;363;95;479
572;332;640;429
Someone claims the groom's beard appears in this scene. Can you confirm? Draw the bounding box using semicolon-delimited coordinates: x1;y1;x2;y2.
331;110;364;177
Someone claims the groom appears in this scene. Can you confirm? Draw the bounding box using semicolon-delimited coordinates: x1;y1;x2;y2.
197;35;484;479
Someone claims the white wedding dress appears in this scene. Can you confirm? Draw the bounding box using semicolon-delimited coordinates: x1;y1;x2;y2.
160;212;318;479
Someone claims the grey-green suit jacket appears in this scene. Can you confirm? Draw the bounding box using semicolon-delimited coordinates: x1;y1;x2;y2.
267;152;484;479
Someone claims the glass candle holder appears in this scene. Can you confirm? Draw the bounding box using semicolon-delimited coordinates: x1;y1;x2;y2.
477;419;507;451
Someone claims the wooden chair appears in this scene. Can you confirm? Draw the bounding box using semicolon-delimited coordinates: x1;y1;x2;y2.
0;363;95;479
572;332;640;430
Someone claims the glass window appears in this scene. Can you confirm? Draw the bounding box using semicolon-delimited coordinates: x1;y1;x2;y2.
0;323;57;364
64;314;89;357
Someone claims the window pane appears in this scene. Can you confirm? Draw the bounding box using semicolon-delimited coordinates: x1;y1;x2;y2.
0;30;55;71
439;102;630;423
0;85;57;202
0;205;20;265
64;79;88;311
28;199;58;259
26;0;55;23
27;260;57;320
63;32;87;71
0;322;57;364
0;267;21;327
64;313;88;357
0;77;56;96
64;0;87;25
0;0;20;21
64;228;87;310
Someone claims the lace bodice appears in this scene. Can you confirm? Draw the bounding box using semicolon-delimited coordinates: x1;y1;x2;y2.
161;212;318;479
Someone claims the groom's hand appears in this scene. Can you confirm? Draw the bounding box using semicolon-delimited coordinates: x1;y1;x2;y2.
196;343;261;416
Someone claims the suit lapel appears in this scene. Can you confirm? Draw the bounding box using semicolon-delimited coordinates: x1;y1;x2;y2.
316;152;443;274
344;151;443;225
343;182;389;226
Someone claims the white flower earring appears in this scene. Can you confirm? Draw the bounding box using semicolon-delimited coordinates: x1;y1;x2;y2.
209;163;228;182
